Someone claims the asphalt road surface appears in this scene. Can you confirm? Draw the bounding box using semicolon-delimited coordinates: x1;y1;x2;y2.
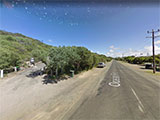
69;61;160;120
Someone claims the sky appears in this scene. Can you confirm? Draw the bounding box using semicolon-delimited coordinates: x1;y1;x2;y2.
0;0;160;57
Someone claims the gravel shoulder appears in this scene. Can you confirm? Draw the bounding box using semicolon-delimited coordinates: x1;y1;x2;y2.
0;62;112;120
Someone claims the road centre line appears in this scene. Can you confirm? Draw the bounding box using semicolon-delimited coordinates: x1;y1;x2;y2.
138;105;144;113
131;88;145;113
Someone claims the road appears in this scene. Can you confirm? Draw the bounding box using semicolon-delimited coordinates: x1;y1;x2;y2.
68;61;160;120
0;61;159;120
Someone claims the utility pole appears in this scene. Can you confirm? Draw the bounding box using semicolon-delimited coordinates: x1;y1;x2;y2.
147;29;160;74
159;56;160;71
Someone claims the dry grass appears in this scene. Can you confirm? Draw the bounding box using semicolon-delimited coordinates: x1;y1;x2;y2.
145;71;160;76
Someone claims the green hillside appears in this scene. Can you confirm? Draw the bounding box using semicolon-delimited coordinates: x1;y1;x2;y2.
0;30;112;77
0;30;51;69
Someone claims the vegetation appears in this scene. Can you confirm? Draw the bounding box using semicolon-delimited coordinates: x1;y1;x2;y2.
115;55;160;65
0;30;112;76
0;30;51;71
46;46;112;77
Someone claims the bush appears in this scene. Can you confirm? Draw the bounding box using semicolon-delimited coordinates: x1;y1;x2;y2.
116;54;160;65
0;30;51;70
46;46;112;77
6;36;16;41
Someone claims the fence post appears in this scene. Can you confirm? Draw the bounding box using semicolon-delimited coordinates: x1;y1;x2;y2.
14;67;17;72
1;70;4;78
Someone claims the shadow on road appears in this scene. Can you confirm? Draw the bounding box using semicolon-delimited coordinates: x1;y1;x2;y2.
42;75;70;85
25;68;71;84
26;70;43;78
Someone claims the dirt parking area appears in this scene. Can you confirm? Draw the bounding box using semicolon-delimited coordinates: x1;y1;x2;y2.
0;62;111;120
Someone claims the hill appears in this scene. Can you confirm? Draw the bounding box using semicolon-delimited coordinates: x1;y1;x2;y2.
0;30;112;76
0;30;51;70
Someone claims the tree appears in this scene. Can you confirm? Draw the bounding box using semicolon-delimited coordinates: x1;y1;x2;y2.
47;47;69;77
46;46;112;78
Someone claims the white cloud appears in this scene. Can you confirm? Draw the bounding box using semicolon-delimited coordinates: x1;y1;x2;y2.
144;44;160;55
106;52;110;55
109;45;119;50
106;44;160;58
155;40;160;45
110;45;114;49
48;39;52;42
109;49;114;53
155;45;160;54
90;50;94;52
96;51;104;55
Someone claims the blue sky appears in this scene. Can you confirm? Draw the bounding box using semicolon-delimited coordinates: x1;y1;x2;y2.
0;1;160;57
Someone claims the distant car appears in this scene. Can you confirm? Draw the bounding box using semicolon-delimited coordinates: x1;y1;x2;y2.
97;62;106;68
144;63;153;69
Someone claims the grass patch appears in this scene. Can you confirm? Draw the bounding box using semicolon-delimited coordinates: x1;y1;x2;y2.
145;71;160;76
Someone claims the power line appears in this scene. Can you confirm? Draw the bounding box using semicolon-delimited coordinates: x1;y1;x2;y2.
146;29;160;74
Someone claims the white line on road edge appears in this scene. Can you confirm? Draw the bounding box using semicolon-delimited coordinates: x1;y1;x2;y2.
131;88;145;113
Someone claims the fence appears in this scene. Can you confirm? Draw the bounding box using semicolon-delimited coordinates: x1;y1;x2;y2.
0;66;19;78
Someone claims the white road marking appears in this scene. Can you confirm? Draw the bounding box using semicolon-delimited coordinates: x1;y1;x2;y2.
131;88;145;113
109;72;120;87
138;105;144;113
108;82;120;87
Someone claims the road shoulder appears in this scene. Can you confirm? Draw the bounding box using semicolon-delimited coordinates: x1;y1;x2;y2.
118;61;160;86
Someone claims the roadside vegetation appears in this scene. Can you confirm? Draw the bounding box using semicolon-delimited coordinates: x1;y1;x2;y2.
0;30;112;76
45;46;112;77
115;55;160;65
0;30;51;73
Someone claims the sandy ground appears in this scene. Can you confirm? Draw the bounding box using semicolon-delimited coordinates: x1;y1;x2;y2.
0;62;111;120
